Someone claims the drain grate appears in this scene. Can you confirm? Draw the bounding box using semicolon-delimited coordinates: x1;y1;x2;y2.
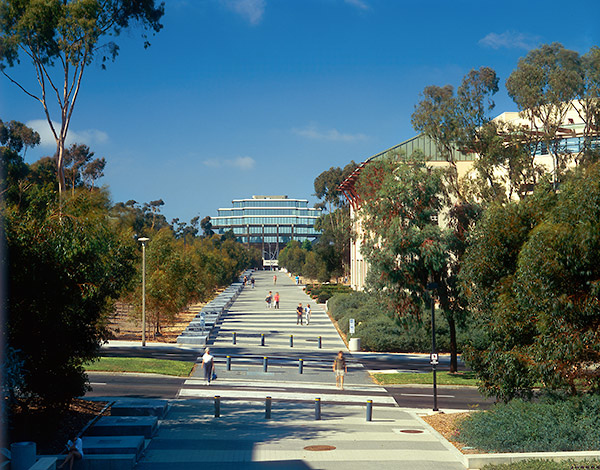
304;445;336;451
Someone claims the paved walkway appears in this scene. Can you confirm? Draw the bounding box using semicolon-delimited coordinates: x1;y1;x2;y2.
134;271;467;469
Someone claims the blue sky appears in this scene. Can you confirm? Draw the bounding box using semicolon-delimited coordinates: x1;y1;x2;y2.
2;0;600;224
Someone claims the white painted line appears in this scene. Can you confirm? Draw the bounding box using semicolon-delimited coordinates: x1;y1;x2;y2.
183;378;387;393
177;388;397;404
90;382;106;385
400;393;455;398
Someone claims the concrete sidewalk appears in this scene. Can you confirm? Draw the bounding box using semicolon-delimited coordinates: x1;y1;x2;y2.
136;399;465;470
131;271;467;469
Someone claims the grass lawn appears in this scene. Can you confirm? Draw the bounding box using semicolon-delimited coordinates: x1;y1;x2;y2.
371;371;479;386
86;357;195;377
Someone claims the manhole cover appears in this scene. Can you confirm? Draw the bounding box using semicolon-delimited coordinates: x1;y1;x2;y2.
399;430;424;434
304;445;336;451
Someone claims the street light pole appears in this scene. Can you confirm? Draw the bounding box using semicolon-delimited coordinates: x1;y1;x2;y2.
138;237;149;347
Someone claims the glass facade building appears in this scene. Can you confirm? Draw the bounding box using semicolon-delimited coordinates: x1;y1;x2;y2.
211;195;322;265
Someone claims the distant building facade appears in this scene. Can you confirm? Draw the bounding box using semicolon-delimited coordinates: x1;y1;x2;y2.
340;100;600;291
211;195;322;266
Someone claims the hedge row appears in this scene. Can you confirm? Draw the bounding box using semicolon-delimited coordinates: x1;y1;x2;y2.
305;283;353;304
460;394;600;453
326;291;463;352
482;460;600;470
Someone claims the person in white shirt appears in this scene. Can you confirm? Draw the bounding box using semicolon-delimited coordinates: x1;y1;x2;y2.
59;435;83;470
304;304;311;325
202;347;215;385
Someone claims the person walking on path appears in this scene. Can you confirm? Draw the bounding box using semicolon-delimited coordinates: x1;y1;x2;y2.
333;351;347;390
296;303;303;325
58;434;83;470
273;274;277;285
274;292;280;309
266;291;273;308
251;277;255;288
304;303;311;325
295;275;300;285
202;347;215;385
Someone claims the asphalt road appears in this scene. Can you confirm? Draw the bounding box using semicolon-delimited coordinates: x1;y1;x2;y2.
86;371;186;399
85;370;494;410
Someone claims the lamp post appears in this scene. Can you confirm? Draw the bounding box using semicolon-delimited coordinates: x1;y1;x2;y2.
138;237;149;347
427;279;439;412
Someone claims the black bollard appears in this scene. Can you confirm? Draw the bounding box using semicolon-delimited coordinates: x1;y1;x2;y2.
214;396;221;418
233;332;236;345
265;396;272;419
314;398;321;420
366;400;373;422
290;335;293;347
226;356;231;371
318;336;322;349
261;333;265;346
263;356;268;372
298;358;304;374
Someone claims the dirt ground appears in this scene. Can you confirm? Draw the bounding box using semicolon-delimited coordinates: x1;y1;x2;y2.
9;399;109;454
421;412;481;454
107;300;208;343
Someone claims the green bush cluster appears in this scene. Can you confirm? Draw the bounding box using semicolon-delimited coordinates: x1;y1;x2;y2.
327;291;465;352
305;283;353;304
460;394;600;453
482;460;600;470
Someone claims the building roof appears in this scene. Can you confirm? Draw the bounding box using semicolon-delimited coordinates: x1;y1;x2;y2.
338;133;474;203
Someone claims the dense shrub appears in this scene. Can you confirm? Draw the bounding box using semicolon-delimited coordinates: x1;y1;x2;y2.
482;460;600;470
327;291;465;353
460;394;600;453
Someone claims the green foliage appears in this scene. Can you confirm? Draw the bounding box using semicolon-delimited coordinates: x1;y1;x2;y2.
482;461;600;470
5;187;137;407
462;164;600;400
373;371;478;386
327;291;464;353
0;0;165;193
459;394;600;453
86;357;194;377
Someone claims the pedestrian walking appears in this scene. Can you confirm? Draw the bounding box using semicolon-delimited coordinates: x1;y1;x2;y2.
274;292;280;309
333;351;347;390
295;275;299;285
202;347;215;385
296;303;303;325
251;277;255;288
304;303;311;325
273;274;277;285
265;291;273;308
243;275;247;286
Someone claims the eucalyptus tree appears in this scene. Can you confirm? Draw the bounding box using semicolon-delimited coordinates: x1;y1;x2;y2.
505;43;584;186
0;0;164;197
356;154;467;372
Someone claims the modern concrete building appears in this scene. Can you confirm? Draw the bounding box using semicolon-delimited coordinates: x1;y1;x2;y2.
211;195;322;266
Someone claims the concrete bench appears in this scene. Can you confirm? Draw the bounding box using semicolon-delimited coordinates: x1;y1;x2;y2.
111;399;168;418
85;416;157;439
44;454;136;470
82;436;144;459
29;457;56;470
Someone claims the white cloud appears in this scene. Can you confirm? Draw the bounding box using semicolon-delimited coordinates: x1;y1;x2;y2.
344;0;369;10
26;119;109;150
222;0;266;25
293;123;368;143
479;31;540;50
203;156;256;170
